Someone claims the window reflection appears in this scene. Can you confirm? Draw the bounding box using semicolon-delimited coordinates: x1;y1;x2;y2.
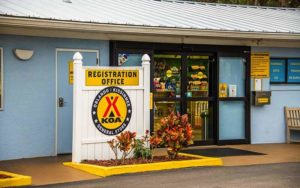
118;53;143;66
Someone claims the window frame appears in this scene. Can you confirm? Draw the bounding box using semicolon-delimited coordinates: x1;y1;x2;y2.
0;47;3;110
270;58;300;85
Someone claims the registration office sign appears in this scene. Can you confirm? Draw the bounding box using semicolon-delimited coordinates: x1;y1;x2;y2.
85;70;139;86
91;86;132;135
72;52;150;162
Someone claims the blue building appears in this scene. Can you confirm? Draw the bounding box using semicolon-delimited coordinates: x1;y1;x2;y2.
0;0;299;161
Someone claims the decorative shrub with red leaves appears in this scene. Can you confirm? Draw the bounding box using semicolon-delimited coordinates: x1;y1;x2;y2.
116;131;136;163
153;112;193;159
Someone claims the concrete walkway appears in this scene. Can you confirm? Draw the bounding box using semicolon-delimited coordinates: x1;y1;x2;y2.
0;143;299;186
0;155;99;185
36;162;300;188
220;143;300;166
156;143;300;166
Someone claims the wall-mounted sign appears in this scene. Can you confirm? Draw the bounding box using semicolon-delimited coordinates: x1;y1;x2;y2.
72;52;150;162
219;83;227;98
287;59;300;83
251;53;270;78
254;78;262;91
85;70;139;86
270;59;285;82
229;85;237;97
91;87;132;135
68;60;73;85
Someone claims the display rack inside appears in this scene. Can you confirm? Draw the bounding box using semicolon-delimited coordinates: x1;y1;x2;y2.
187;56;209;98
153;55;181;98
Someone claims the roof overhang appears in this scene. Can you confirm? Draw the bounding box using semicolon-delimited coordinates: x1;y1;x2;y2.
1;16;300;48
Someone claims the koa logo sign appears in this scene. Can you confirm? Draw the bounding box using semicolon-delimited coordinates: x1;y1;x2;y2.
92;87;132;135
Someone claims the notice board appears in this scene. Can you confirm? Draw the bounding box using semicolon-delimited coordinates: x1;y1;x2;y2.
287;59;300;83
270;59;285;82
251;53;270;78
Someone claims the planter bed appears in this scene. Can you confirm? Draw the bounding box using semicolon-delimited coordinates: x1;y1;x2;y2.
64;153;222;177
83;155;197;167
0;171;32;187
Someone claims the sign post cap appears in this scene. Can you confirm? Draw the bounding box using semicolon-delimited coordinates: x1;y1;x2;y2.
142;54;150;62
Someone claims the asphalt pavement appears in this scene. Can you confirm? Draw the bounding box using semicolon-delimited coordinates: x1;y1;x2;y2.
34;162;300;188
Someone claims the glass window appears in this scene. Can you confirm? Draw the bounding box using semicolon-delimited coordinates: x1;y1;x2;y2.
153;101;180;132
219;101;245;140
153;54;181;98
187;56;209;98
187;101;213;141
219;57;245;97
0;48;2;110
118;53;143;66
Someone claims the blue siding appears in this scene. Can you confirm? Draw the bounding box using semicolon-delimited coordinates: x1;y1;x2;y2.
251;47;300;144
0;35;109;160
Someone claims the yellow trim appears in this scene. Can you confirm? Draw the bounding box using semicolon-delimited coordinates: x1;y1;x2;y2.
154;55;182;59
0;171;32;187
64;154;222;177
187;56;209;60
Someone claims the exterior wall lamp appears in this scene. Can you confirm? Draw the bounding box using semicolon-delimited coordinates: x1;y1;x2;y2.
13;49;34;61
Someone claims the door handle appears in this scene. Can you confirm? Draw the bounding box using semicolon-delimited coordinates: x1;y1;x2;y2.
58;97;65;107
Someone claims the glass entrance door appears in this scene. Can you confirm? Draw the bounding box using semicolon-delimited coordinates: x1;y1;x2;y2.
185;55;215;144
153;54;182;132
218;56;250;144
152;54;215;145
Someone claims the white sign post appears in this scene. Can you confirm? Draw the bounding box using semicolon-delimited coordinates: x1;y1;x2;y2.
72;52;151;163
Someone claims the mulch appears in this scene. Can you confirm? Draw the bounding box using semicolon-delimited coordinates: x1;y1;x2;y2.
83;155;197;167
0;174;12;179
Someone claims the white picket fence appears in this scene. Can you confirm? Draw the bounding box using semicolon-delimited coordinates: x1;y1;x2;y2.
72;52;150;162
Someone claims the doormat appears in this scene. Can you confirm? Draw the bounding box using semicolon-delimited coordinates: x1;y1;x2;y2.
180;148;265;157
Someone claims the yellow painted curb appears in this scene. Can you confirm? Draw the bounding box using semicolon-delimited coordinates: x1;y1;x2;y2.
64;153;223;177
0;171;32;187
